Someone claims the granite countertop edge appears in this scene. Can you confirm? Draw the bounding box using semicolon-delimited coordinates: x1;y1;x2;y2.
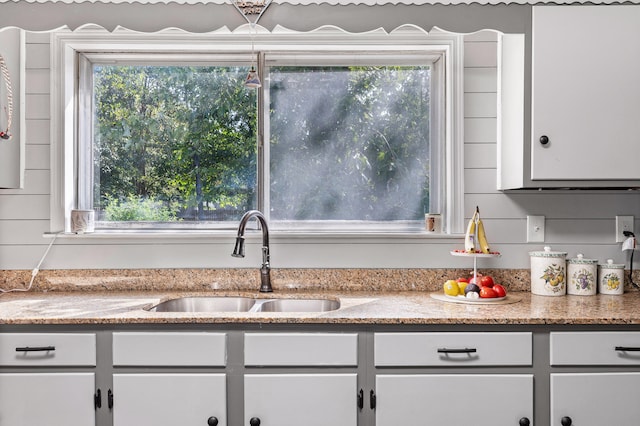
2;290;640;326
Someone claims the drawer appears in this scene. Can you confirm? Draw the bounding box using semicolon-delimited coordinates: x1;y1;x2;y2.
244;333;358;366
113;332;226;366
0;333;96;366
375;332;532;366
551;332;640;365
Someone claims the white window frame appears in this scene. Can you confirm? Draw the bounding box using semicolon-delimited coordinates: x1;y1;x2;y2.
50;25;464;236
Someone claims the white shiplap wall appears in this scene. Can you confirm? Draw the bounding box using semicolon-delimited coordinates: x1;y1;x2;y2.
0;30;638;271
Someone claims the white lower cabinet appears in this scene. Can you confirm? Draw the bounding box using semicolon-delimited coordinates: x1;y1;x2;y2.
112;373;227;426
551;373;640;426
0;372;96;426
244;373;358;426
375;374;533;426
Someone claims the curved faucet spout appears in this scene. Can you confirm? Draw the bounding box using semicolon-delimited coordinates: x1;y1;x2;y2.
231;210;272;292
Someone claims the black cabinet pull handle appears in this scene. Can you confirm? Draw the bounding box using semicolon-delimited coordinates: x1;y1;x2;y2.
357;389;364;410
94;389;102;409
540;135;549;145
249;417;261;426
561;416;572;426
108;389;114;409
15;346;55;352
437;348;477;354
615;346;640;352
370;389;376;409
519;417;530;426
207;416;219;426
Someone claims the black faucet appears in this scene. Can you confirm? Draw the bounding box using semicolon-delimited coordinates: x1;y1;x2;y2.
232;210;272;293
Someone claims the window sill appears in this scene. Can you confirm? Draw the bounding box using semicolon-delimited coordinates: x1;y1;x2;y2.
45;230;461;241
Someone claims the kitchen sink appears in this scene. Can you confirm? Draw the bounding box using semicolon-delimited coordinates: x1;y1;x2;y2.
149;296;256;312
257;298;340;312
147;296;340;313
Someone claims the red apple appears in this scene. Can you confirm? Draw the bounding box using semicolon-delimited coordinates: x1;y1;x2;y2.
479;276;495;288
493;284;507;297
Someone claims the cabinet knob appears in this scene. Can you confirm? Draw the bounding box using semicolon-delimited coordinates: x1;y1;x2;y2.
249;417;261;426
539;135;550;145
519;417;530;426
207;417;218;426
560;416;572;426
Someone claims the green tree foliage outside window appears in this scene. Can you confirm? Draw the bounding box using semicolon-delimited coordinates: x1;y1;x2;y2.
93;65;257;223
91;63;430;225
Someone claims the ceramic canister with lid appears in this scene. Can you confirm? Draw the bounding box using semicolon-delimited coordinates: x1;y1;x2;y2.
529;246;568;296
598;259;625;295
567;253;598;296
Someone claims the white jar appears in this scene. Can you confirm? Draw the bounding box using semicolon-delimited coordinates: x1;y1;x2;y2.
567;254;598;296
598;259;625;295
530;246;567;296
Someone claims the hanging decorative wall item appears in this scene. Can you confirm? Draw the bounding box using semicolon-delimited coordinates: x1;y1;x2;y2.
0;53;12;140
231;0;272;25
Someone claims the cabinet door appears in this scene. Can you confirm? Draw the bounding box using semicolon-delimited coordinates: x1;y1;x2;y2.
376;374;533;426
244;374;357;426
551;373;640;425
531;6;640;181
0;373;95;426
113;373;226;426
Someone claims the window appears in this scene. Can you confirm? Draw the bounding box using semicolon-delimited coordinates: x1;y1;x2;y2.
52;27;463;235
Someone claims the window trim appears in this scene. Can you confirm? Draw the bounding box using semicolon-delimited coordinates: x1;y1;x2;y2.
51;25;464;236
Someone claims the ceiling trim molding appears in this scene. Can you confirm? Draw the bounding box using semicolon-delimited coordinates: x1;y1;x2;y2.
1;0;638;5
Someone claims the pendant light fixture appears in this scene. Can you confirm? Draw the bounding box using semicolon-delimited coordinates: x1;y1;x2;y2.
230;0;271;89
244;23;261;89
0;53;13;140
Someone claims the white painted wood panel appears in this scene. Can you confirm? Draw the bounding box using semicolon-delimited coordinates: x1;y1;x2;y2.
244;374;357;426
532;5;640;180
464;117;497;143
464;143;496;169
113;332;227;366
113;374;227;426
463;41;498;67
464;168;499;193
551;332;640;365
0;220;49;244
0;170;49;194
25;43;50;69
464;92;497;118
0;194;49;219
464;67;497;92
244;333;358;366
25;94;49;119
25;119;50;144
0;333;96;366
375;332;532;366
25;144;49;169
25;68;50;94
376;374;533;426
0;373;96;426
551;373;640;426
465;193;640;219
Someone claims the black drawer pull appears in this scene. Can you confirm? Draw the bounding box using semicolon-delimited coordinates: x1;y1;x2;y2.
15;346;56;352
437;348;477;354
615;346;640;352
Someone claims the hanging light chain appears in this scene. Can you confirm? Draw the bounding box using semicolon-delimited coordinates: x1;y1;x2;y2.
0;53;13;140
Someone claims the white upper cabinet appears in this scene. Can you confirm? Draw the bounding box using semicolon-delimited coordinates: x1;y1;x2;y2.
531;5;640;182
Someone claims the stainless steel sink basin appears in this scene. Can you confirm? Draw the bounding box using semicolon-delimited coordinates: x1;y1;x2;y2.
149;296;256;312
256;298;340;313
147;296;340;313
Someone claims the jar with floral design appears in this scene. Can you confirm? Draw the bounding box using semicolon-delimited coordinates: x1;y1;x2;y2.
530;246;568;296
567;253;598;296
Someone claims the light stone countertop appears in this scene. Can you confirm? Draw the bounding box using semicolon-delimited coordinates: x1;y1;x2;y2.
2;290;640;326
2;268;640;326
